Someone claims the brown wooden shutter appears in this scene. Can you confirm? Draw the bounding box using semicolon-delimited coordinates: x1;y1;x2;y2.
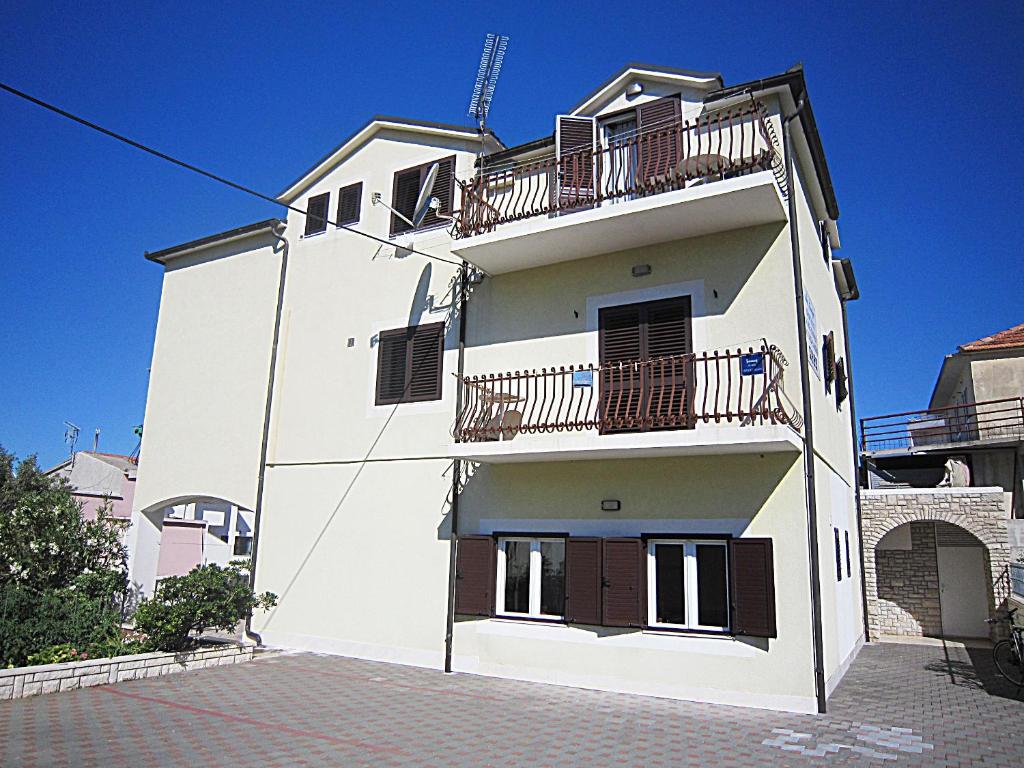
599;304;643;433
835;357;848;406
637;96;682;182
602;538;644;628
336;182;361;226
455;535;495;616
390;169;420;235
407;322;444;402
304;192;329;235
729;538;777;638
645;297;693;429
556;116;596;209
565;537;603;625
375;328;408;405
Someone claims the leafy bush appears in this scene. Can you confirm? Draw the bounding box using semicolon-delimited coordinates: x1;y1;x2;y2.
26;637;148;666
133;562;277;652
0;582;124;667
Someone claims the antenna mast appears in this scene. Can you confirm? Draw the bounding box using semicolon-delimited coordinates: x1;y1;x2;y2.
64;421;80;467
467;33;509;136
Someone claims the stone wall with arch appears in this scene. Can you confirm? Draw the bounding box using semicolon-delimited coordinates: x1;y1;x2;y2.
861;487;1011;640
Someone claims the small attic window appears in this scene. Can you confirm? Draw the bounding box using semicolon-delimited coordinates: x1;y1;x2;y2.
304;192;329;236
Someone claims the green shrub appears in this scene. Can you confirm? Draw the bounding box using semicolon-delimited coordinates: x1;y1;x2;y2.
133;562;276;652
0;582;124;667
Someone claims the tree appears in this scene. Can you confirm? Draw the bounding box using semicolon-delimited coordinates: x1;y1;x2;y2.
132;562;277;652
0;447;127;592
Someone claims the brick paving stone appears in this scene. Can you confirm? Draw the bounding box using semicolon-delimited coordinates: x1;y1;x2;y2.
0;641;1021;766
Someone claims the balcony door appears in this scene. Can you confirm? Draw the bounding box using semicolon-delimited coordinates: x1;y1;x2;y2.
598;296;694;433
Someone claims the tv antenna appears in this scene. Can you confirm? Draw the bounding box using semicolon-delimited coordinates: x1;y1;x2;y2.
467;33;509;134
371;161;446;230
64;421;80;467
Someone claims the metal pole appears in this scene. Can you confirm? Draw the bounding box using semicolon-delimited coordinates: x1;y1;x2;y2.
444;262;470;673
784;100;828;714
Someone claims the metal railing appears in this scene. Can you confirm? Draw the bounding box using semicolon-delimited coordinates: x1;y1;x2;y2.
456;103;778;239
860;397;1024;453
453;343;800;442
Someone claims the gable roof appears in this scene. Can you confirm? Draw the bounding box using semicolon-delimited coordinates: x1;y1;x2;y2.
569;63;723;115
145;219;283;264
959;322;1024;352
276;116;504;204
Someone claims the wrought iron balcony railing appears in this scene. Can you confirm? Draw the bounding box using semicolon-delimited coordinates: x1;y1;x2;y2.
455;103;780;239
453;343;801;443
860;397;1024;453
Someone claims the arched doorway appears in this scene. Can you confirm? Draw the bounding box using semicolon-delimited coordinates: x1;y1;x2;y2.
874;521;990;638
861;489;1012;642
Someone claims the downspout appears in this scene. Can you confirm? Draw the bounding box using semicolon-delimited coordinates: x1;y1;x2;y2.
444;262;469;673
839;291;870;642
784;99;828;714
245;219;289;645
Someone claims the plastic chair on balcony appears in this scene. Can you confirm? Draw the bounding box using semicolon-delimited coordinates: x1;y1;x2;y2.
500;409;523;440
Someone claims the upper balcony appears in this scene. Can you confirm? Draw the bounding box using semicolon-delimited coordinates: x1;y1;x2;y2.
860;397;1024;457
449;342;803;463
450;104;787;274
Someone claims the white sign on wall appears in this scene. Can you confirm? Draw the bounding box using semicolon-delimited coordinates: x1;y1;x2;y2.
804;286;819;379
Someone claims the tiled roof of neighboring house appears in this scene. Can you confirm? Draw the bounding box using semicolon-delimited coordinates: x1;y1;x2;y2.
83;452;138;472
959;322;1024;352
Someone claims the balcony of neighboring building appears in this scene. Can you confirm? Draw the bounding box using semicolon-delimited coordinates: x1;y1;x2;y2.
860;397;1024;457
448;342;803;463
450;103;787;275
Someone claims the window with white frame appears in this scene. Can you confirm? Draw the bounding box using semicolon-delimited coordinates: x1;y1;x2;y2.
646;539;729;631
496;537;565;620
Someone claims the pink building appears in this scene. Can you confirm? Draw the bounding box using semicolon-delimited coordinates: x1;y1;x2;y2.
49;451;137;523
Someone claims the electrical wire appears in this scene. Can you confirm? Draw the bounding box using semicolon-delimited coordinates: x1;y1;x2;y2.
0;81;463;267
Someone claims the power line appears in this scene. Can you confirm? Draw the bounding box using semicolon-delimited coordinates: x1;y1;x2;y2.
0;81;463;267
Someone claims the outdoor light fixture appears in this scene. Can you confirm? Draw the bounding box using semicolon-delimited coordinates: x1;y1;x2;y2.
601;499;621;512
632;264;652;277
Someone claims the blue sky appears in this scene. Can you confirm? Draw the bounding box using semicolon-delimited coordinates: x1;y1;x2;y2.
2;1;1021;468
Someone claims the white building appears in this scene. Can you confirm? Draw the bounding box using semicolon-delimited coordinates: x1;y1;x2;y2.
132;63;864;713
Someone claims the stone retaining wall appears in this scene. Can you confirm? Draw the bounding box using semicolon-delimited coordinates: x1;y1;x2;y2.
0;643;253;700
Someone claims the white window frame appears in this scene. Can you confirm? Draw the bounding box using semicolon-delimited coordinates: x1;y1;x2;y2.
646;539;730;632
495;536;565;620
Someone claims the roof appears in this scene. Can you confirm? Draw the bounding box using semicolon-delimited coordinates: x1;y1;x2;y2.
145;219;283;264
706;65;840;221
959;322;1024;352
276;116;504;204
81;451;138;472
570;63;723;115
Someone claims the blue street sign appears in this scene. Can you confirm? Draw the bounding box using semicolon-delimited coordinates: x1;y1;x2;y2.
740;353;765;376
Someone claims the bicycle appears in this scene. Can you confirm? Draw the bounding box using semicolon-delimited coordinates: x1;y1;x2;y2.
987;606;1024;688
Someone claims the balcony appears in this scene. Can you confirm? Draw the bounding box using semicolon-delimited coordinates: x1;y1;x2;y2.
860;397;1024;456
449;343;803;463
451;104;787;274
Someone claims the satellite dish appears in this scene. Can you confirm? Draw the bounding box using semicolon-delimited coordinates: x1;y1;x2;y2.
411;162;439;227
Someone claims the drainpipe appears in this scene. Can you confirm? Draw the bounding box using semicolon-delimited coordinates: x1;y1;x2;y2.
245;219;289;646
444;262;469;673
784;99;828;714
839;290;870;643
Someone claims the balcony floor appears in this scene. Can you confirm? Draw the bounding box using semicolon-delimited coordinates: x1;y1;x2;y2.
451;170;786;275
448;423;802;464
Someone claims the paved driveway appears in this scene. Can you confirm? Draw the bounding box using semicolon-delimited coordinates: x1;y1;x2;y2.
1;641;1021;766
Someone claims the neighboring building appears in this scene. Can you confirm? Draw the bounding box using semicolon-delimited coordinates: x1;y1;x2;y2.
133;63;863;714
49;451;137;525
859;322;1024;640
48;451;252;592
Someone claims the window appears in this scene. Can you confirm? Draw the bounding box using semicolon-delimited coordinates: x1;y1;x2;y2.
375;322;444;405
844;530;852;578
496;537;566;620
304;192;329;236
834;528;843;581
234;535;253;556
390;156;455;235
646;539;729;631
819;221;830;264
336;182;362;226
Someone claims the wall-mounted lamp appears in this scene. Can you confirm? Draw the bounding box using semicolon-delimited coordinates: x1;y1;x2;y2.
631;264;652;278
601;499;621;512
626;82;644;97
